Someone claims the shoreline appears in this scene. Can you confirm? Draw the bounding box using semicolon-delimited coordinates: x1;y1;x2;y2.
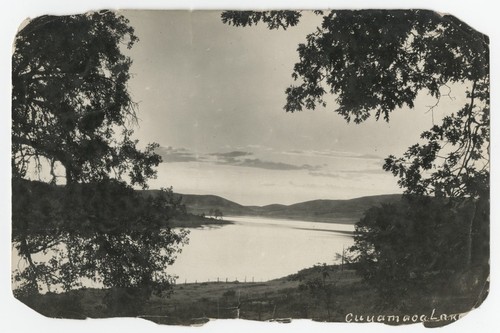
171;213;358;229
224;214;359;225
169;214;234;228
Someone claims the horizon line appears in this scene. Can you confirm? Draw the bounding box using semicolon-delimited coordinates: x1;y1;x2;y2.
143;188;403;207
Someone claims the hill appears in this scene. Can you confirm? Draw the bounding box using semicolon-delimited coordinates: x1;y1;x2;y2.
269;194;403;221
142;190;402;224
180;194;248;216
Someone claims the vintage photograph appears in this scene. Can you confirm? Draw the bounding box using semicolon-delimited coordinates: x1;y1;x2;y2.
11;9;489;327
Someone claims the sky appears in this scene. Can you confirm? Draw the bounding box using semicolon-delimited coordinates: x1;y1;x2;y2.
121;10;470;205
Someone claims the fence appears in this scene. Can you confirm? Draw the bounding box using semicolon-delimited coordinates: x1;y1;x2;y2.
176;276;265;284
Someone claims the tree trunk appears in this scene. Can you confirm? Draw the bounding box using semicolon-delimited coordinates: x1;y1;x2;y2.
64;163;75;184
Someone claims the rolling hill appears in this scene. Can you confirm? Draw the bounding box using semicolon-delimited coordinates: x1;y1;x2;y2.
145;192;403;224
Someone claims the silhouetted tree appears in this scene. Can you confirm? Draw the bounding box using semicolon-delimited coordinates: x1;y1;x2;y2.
11;11;188;299
12;179;188;297
349;197;488;306
222;9;489;305
222;10;488;200
12;10;159;187
214;208;223;220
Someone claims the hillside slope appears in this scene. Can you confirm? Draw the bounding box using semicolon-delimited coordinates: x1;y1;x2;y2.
267;194;402;221
143;191;403;223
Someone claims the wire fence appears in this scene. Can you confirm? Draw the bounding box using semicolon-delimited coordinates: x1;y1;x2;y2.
175;276;266;284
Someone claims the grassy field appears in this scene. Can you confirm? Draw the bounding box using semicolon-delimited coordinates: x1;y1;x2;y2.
17;264;486;327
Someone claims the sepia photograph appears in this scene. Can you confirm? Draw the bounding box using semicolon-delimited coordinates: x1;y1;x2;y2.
4;1;496;332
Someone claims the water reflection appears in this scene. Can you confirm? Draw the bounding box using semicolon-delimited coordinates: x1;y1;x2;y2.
170;216;355;283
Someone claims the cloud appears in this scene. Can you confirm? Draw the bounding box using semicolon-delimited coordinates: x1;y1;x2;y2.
155;146;201;163
210;150;253;165
309;171;341;178
343;168;386;175
357;153;384;160
208;150;321;171
287;181;337;190
210;150;319;171
210;151;253;158
284;149;383;160
286;149;304;155
238;158;318;171
157;147;319;171
309;167;387;179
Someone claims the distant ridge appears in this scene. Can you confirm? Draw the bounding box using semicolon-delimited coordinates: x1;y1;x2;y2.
179;194;246;214
141;190;402;224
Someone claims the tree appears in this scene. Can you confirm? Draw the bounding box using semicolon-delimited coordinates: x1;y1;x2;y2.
297;264;338;320
222;9;489;306
222;10;489;199
214;208;223;220
349;197;488;306
12;179;188;298
12;10;159;187
11;11;188;300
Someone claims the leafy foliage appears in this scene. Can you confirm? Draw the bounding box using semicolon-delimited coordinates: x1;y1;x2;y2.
383;80;489;199
222;9;490;306
224;10;488;120
222;9;489;200
349;196;489;306
12;10;160;187
11;12;188;299
221;11;302;30
12;179;188;297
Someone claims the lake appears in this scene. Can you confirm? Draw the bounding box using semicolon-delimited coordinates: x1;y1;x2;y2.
12;216;355;291
169;216;355;283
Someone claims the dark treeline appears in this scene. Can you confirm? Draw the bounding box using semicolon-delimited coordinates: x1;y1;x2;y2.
11;11;189;301
349;195;489;308
12;178;188;298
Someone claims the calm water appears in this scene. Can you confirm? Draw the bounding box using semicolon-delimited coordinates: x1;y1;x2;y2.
12;216;355;291
169;216;355;283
